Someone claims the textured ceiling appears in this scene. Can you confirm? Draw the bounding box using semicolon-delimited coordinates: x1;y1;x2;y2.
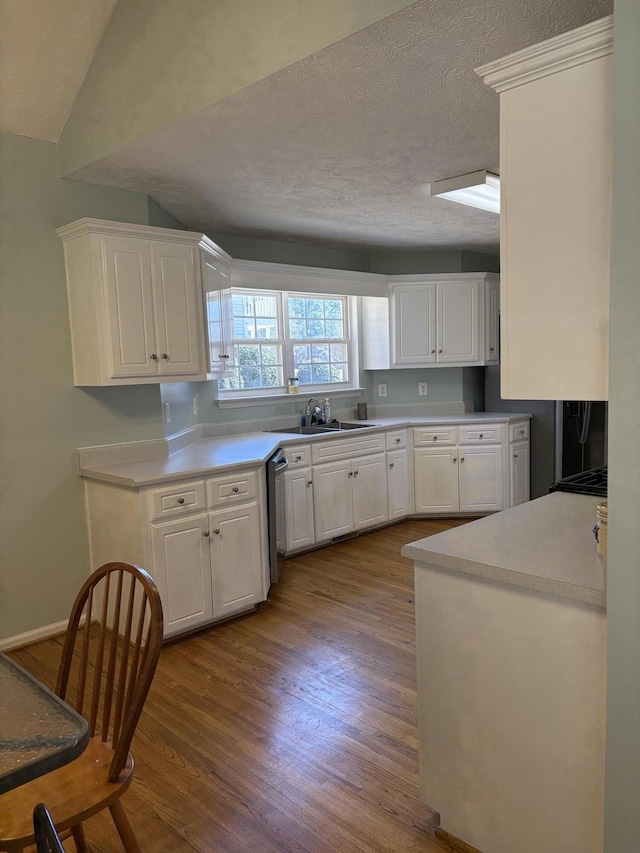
7;0;613;251
0;0;118;141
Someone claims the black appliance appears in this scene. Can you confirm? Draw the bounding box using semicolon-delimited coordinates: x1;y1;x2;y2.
549;465;607;497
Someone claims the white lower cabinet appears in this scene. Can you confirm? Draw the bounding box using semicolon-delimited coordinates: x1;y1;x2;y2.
414;447;460;514
458;446;504;513
387;448;411;519
313;453;388;543
510;441;531;507
283;467;315;553
83;466;268;640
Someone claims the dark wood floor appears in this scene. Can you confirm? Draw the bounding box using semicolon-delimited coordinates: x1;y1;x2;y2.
11;517;471;853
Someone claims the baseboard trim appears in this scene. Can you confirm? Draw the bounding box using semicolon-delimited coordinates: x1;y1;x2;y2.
0;620;69;652
435;827;483;853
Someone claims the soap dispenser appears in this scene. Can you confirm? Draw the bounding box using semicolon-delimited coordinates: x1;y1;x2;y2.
321;398;331;424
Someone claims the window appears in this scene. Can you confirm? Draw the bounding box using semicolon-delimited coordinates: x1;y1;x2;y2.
218;290;354;396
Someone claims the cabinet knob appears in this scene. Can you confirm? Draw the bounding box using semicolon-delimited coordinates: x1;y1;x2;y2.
431;349;436;354
162;353;168;360
353;470;359;476
307;480;313;486
395;438;401;444
432;436;437;441
296;455;302;461
213;528;221;535
490;347;495;352
460;457;465;462
177;498;185;505
203;531;210;537
150;353;158;360
479;433;484;439
348;471;353;477
220;353;230;359
453;457;457;463
514;453;518;459
389;462;395;469
232;486;239;493
438;349;443;354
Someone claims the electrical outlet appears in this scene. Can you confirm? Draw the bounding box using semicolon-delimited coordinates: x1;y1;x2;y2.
164;402;171;424
418;382;428;396
192;396;198;416
378;383;387;397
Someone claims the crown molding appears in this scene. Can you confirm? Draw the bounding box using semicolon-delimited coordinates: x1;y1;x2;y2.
476;15;613;94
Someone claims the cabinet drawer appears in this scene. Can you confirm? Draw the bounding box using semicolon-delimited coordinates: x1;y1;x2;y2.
412;427;458;447
458;423;504;445
207;470;257;507
149;481;206;521
386;429;408;450
311;433;385;464
509;421;530;442
286;444;312;467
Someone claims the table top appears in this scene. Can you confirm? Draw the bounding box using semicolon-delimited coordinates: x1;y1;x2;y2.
0;652;89;794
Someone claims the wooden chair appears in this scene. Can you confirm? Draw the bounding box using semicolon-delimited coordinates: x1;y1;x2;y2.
0;562;164;853
32;804;64;853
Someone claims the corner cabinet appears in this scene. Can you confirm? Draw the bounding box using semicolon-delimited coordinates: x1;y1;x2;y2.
362;273;499;370
57;219;209;386
82;466;269;639
200;240;235;378
477;17;612;400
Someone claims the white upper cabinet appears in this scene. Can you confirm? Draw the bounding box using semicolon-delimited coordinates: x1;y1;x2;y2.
477;16;613;401
58;219;209;386
364;273;499;370
200;240;234;377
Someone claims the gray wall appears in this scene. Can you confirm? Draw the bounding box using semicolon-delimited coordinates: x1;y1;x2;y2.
0;132;164;642
605;3;640;849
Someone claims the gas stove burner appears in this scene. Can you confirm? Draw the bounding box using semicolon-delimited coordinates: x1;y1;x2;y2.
549;466;607;497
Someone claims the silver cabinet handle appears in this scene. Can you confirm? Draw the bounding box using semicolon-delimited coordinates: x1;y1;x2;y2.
353;470;359;476
307;480;313;486
389;462;395;469
213;528;220;535
232;486;239;493
432;436;437;441
203;531;210;537
348;471;353;477
177;498;185;504
479;433;484;439
490;346;495;351
150;353;158;360
514;453;518;459
431;349;436;354
395;438;401;444
453;457;457;463
460;457;465;462
162;353;168;360
296;455;302;461
438;349;443;353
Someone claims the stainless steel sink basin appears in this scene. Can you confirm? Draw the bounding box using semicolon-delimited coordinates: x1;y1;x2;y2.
267;422;376;435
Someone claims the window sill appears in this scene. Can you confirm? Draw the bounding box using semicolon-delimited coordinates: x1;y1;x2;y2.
215;387;366;409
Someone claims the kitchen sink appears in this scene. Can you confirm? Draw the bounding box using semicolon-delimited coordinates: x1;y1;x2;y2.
267;422;377;435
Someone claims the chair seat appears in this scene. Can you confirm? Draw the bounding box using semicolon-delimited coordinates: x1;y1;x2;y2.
0;738;134;849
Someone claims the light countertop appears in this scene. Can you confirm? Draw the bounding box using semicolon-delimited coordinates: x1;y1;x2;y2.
402;491;606;607
78;412;530;488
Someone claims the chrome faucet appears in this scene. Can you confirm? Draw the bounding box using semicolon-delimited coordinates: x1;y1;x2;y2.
305;397;322;424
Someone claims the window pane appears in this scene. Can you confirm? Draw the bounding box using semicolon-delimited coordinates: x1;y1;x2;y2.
325;319;343;339
312;364;331;383
254;295;278;317
288;297;305;318
306;299;324;318
307;319;324;338
297;364;312;384
330;364;346;382
289;318;306;339
330;344;347;361
239;366;262;387
236;344;261;366
256;318;278;339
262;367;280;387
325;300;342;319
311;344;329;363
261;345;279;365
293;344;310;363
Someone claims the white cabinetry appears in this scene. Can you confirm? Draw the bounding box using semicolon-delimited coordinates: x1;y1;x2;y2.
283;460;315;553
201;241;235;377
363;273;499;370
386;430;412;519
477;17;612;400
413;425;505;515
58;219;208;386
313;454;388;543
83;466;268;639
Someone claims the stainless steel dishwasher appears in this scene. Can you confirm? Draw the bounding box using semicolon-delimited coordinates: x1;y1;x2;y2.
266;447;288;583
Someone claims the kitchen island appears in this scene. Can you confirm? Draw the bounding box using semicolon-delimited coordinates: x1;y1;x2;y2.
402;492;606;853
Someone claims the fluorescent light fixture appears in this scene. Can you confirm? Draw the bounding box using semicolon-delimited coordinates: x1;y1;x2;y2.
429;170;500;214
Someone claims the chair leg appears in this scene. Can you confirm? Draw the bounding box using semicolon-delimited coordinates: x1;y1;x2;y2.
109;801;142;853
71;824;88;852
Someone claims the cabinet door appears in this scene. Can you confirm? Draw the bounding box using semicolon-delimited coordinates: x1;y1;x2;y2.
151;241;203;377
391;284;436;366
436;281;479;363
459;446;504;513
313;460;354;541
484;276;500;363
352;454;389;531
510;442;531;507
202;253;234;376
414;448;459;514
151;514;213;637
102;236;158;378
284;468;315;552
209;503;264;618
387;448;411;520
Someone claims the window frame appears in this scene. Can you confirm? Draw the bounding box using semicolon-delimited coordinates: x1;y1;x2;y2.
216;289;360;402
